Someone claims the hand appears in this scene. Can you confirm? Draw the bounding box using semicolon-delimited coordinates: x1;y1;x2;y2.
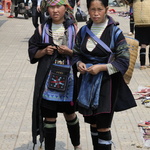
44;45;56;55
57;45;73;56
86;64;107;75
86;64;102;75
77;62;87;74
37;6;41;12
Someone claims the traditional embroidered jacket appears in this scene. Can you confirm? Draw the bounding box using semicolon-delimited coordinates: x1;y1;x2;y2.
28;18;77;145
73;15;137;116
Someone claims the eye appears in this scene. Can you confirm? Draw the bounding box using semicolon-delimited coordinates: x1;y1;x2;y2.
57;5;61;8
99;8;103;11
91;8;95;11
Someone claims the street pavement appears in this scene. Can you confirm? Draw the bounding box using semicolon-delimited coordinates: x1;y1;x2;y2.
0;1;150;150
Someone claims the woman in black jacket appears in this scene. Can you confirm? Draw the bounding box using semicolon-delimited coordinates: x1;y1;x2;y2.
73;0;137;149
28;0;81;149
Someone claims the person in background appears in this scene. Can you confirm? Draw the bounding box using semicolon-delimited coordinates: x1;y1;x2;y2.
127;0;150;70
128;4;134;36
68;0;80;9
28;0;81;150
135;26;150;70
8;0;17;18
73;0;137;149
31;0;43;28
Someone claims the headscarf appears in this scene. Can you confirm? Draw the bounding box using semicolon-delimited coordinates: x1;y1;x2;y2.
46;0;72;10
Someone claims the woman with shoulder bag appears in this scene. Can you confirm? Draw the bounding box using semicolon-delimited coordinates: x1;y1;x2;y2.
28;0;81;149
73;0;137;149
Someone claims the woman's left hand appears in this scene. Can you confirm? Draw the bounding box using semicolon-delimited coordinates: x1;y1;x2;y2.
86;64;107;75
57;45;73;56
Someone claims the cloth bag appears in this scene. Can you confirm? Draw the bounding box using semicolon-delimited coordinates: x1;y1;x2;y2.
48;64;71;92
133;0;150;26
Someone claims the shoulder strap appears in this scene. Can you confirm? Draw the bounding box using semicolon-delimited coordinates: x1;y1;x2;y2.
81;25;113;53
80;25;87;44
85;26;112;53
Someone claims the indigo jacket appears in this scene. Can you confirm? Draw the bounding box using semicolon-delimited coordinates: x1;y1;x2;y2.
73;15;137;116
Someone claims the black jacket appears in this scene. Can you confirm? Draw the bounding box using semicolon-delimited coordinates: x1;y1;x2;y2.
73;16;137;115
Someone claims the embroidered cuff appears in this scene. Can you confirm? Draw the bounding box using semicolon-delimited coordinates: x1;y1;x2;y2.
107;63;119;75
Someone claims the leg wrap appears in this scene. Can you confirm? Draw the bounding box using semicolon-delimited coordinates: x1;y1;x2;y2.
66;116;80;147
98;131;112;150
90;126;98;150
140;48;146;66
44;120;56;150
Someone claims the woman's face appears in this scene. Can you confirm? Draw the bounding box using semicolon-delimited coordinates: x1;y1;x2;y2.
88;0;108;24
48;5;66;24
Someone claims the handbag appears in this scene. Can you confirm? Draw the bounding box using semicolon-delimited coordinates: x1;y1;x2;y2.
42;59;74;102
75;7;87;22
48;63;70;92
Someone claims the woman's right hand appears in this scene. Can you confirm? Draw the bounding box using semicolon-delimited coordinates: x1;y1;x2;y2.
77;62;87;74
44;45;56;55
34;45;56;59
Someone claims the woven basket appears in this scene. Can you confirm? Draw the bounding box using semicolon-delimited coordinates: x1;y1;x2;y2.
133;0;150;26
123;37;139;84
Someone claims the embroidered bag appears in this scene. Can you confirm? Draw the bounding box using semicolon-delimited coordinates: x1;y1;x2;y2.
48;62;71;92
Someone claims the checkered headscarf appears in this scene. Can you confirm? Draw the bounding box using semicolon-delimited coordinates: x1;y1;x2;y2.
47;0;72;10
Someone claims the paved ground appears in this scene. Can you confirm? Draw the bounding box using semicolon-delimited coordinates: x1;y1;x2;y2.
0;2;150;150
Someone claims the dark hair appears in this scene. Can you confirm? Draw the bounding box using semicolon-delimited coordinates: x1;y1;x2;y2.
86;0;108;9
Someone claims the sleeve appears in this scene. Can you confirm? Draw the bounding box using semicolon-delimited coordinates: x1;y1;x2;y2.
110;31;130;75
106;63;119;75
37;0;42;6
28;28;42;64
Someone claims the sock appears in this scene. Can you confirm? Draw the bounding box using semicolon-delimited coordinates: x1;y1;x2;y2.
140;48;146;66
97;130;112;150
90;126;98;150
66;116;80;147
44;120;56;150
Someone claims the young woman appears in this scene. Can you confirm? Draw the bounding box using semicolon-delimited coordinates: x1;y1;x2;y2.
28;0;81;149
73;0;137;149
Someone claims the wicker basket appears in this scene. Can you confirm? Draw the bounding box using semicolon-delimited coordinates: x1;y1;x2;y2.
124;37;139;84
133;0;150;26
